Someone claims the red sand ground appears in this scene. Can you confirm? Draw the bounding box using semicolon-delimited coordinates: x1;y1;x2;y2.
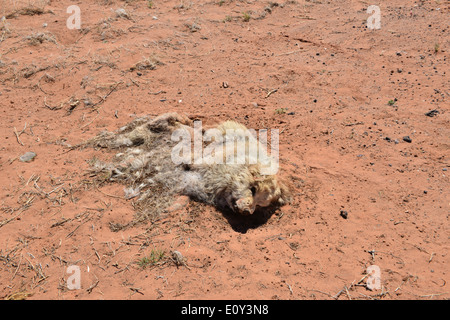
0;0;448;300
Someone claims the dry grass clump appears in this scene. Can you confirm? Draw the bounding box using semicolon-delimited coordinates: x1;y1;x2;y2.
5;7;44;18
129;55;163;71
0;16;11;42
24;32;57;46
2;0;51;18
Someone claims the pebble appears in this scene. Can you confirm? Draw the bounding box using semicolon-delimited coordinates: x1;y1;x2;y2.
425;109;439;117
115;8;130;19
19;151;37;162
403;136;412;143
172;251;185;266
340;210;348;219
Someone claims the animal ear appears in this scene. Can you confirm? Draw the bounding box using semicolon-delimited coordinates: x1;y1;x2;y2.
277;179;292;205
248;164;262;180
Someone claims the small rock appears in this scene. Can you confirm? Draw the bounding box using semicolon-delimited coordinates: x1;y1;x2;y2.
172;251;185;266
115;8;131;19
340;210;348;219
425;109;439;117
403;136;412;143
19;151;37;162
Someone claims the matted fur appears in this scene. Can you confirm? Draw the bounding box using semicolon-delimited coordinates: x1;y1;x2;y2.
85;113;290;220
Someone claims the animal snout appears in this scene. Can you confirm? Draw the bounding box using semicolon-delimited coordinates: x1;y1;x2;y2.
235;197;255;215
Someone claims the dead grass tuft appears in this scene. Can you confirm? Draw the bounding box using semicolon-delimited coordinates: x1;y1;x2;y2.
24;32;57;46
130;55;163;71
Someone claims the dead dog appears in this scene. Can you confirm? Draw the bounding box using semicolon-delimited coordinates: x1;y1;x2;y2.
86;113;291;217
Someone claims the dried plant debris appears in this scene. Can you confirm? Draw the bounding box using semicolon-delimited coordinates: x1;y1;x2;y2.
129;56;163;72
24;32;57;46
5;7;50;19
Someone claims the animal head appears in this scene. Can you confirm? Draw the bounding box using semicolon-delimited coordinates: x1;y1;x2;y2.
230;166;291;215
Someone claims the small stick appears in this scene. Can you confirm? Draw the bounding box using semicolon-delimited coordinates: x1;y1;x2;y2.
420;292;448;299
287;283;293;295
11;253;23;281
368;249;376;261
344;286;352;300
13;127;24;146
307;289;334;299
94;185;125;199
86;279;99;294
148;90;166;95
428;252;435;263
66;221;87;239
80;113;100;129
0;208;25;228
91;81;122;110
276;49;304;56
265;88;278;98
333;287;345;300
358;292;377;300
129;78;140;87
129;287;144;295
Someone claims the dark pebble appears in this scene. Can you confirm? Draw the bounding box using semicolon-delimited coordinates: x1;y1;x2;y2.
403;136;412;143
340;210;348;219
425;109;439;117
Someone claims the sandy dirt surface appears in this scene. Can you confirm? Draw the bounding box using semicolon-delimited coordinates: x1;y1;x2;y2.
0;0;448;300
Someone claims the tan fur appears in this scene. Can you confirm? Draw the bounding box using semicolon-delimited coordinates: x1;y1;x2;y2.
87;113;291;216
